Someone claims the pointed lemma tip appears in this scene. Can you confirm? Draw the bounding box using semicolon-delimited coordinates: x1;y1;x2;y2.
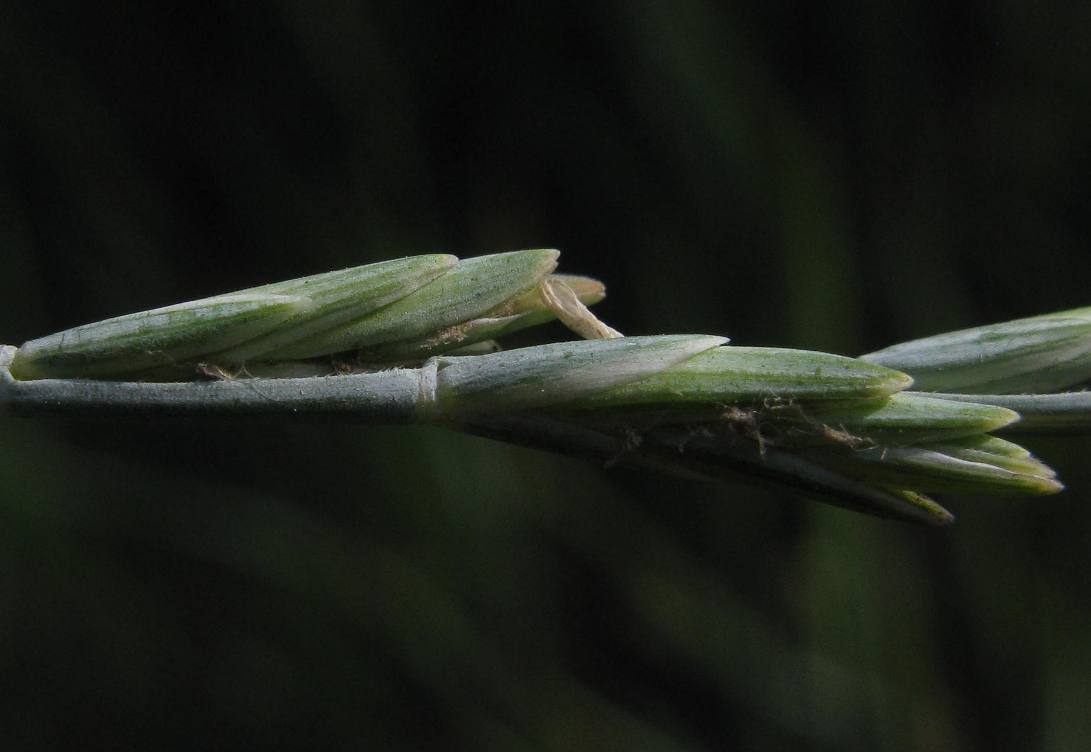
693;334;730;350
895;489;956;526
892;370;915;392
526;248;561;265
519;248;562;278
432;252;461;268
988;406;1023;432
1038;477;1066;495
931;506;957;526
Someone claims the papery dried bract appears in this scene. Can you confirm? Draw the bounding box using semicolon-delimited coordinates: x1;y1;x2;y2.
358;272;607;362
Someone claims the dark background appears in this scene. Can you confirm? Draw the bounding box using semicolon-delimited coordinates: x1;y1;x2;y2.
3;2;1091;749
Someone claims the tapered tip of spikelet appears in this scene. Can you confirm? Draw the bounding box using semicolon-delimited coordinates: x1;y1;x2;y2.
887;490;957;526
801;439;1064;499
888;370;915;394
512;248;560;272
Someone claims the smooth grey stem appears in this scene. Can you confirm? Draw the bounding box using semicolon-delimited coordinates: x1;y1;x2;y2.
1;345;422;422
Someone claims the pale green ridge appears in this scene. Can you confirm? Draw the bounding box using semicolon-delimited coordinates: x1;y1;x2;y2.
274;249;560;359
562;346;913;413
432;334;727;417
358;272;606;362
213;254;457;362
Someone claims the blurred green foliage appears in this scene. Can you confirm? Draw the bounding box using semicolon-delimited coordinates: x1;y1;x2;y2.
2;1;1091;749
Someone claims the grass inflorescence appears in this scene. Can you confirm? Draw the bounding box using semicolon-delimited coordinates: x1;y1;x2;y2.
5;250;1089;525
